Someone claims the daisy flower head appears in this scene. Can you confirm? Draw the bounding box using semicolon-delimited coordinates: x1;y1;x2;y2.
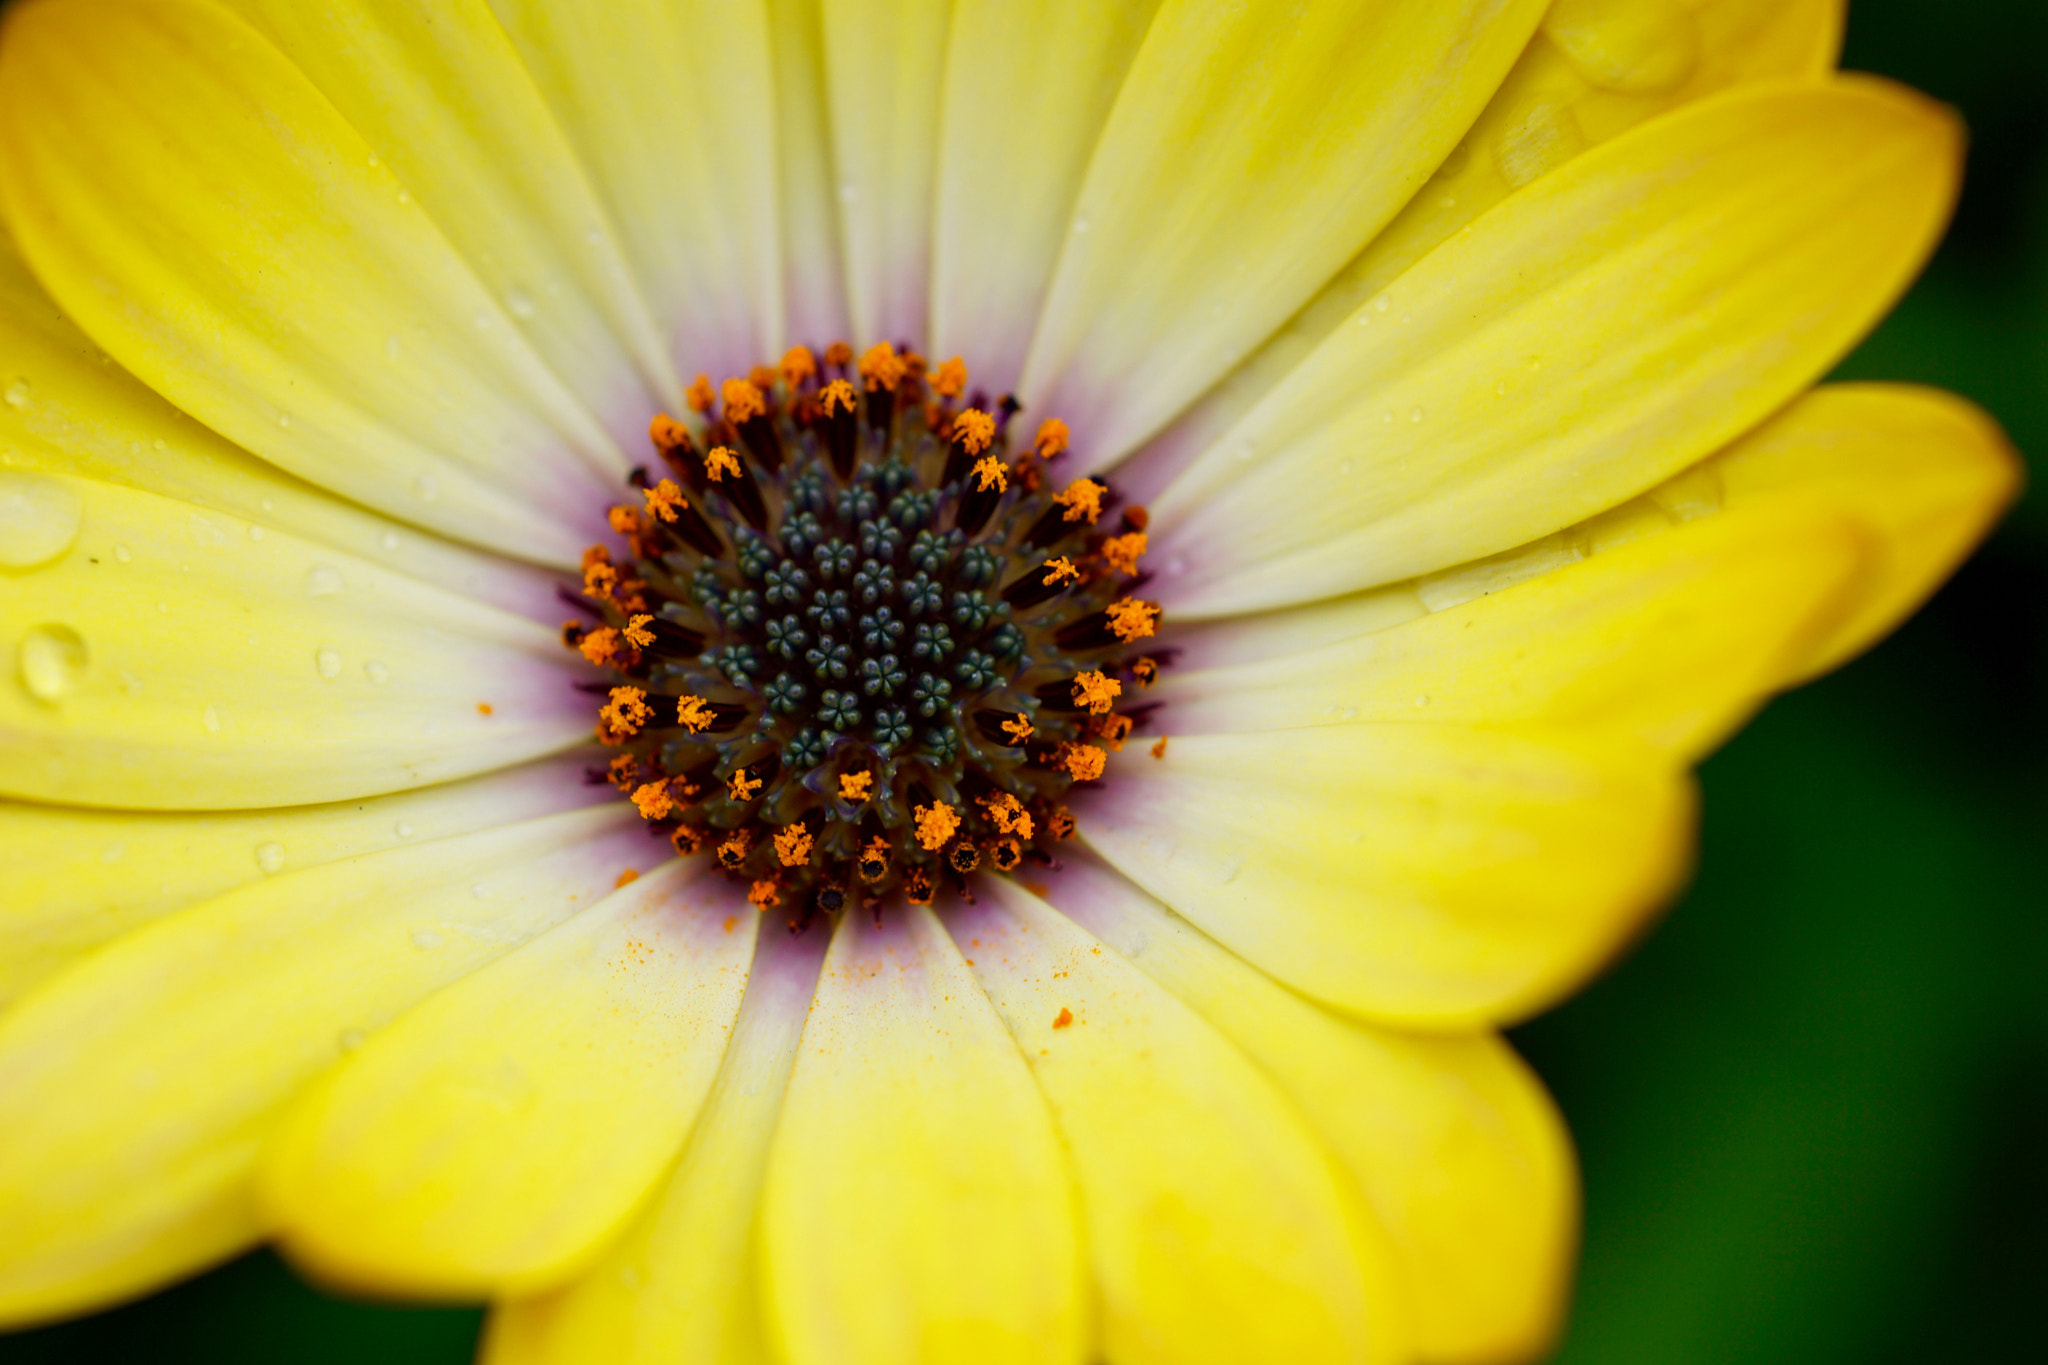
0;1;2019;1363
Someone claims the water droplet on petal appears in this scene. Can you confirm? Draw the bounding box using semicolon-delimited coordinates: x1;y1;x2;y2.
254;841;285;874
247;525;265;542
380;530;400;551
394;820;416;839
506;289;536;319
1409;406;1426;424
384;334;402;362
470;883;491;900
365;659;391;684
0;471;83;569
276;412;292;429
202;706;220;733
18;624;87;702
188;513;230;548
101;842;126;866
113;543;132;563
4;379;30;407
315;646;343;679
1542;0;1699;94
414;474;440;503
411;928;444;949
305;564;344;598
338;1028;367;1052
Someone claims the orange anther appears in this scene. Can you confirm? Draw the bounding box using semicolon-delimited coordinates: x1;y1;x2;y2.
578;626;621;667
674;695;715;733
1106;598;1161;643
1041;556;1081;587
717;831;752;868
722;378;766;424
971;454;1009;493
979;791;1035;840
774;825;814;867
954;408;995;455
608;505;644;536
780;345;817;387
1053;479;1105;524
1001;712;1034;744
914;801;961;851
932;356;968;398
622;614;657;649
748;879;781;909
704;446;743;482
583;560;619;600
630;781;675;820
1131;657;1159;686
1034;418;1070;459
728;767;763;802
820;378;857;416
824;341;853;367
650;412;691;449
1072;670;1121;716
601;686;654;736
643;479;687;523
687;374;716;413
1061;743;1107;783
839;771;875;802
1101;531;1147;576
858;342;907;392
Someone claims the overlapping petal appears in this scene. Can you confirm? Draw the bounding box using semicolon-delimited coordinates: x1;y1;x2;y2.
0;806;647;1326
262;860;756;1297
1147;78;1960;617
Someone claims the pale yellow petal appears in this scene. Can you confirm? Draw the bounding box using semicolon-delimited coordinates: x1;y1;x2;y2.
482;927;827;1365
1080;724;1693;1027
768;0;850;343
0;0;629;562
0;474;587;810
758;904;1083;1365
217;0;687;434
0;753;605;1009
1019;0;1550;461
1156;497;1869;759
262;861;754;1297
818;0;951;347
954;884;1408;1365
1046;856;1576;1365
1123;0;1845;501
1705;383;2021;681
484;0;783;373
928;0;1163;392
0;230;564;620
0;805;647;1328
1148;78;1961;617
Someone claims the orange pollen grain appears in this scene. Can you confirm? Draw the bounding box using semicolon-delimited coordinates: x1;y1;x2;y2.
932;356;968;397
1106;598;1161;643
722;378;766;424
914;801;961;851
1062;744;1108;783
748;879;780;909
1001;712;1034;744
649;412;690;449
1041;556;1081;586
858;342;907;392
780;345;817;387
954;408;996;455
630;782;674;820
674;695;714;733
1151;736;1169;759
1101;531;1147;575
643;479;686;523
687;374;716;413
820;378;857;416
971;454;1009;493
704;445;743;482
1053;1008;1074;1029
1072;670;1121;716
1053;478;1105;524
839;771;875;802
774;825;814;867
728;767;763;802
622;614;656;649
1034;418;1070;459
615;868;640;888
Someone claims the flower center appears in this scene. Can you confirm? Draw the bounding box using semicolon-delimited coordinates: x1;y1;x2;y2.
565;343;1163;924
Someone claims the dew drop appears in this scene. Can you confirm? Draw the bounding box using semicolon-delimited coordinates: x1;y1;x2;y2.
396;188;412;206
4;378;30;408
411;928;444;950
384;334;402;362
380;530;400;551
470;882;492;900
1337;705;1358;720
304;564;344;598
1373;295;1391;314
153;438;168;452
202;705;221;733
276;412;292;429
260;497;275;513
506;289;536;319
394;819;416;839
247;525;266;542
18;624;87;703
101;842;126;866
315;646;343;680
118;668;143;697
188;512;230;548
414;474;440;503
254;841;285;875
1414;694;1432;708
0;471;83;569
338;1028;368;1052
1542;0;1699;94
113;543;132;563
1071;215;1090;236
365;659;391;684
1409;406;1426;424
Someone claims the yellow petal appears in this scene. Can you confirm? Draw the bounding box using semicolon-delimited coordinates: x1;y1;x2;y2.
1080;724;1693;1027
482;928;827;1365
928;0;1163;392
767;0;851;343
817;0;952;346
1148;77;1961;617
215;0;687;434
955;883;1408;1365
1019;0;1550;461
1045;856;1576;1365
1124;0;1844;500
0;753;605;1009
1157;497;1869;759
262;861;755;1297
0;474;587;810
758;904;1083;1365
0;805;647;1328
0;230;565;621
0;0;626;562
484;0;783;372
1703;382;2021;681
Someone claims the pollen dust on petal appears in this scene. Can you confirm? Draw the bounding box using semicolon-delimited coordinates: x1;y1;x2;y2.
1053;1008;1074;1029
615;868;640;888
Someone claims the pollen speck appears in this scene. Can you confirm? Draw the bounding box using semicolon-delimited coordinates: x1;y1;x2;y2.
477;702;493;716
1053;1008;1074;1029
615;868;640;888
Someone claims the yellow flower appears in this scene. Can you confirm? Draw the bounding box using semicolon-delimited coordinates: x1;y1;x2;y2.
0;2;2019;1364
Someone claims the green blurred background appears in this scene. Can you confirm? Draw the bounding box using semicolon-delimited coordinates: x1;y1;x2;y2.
4;1;2043;1360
